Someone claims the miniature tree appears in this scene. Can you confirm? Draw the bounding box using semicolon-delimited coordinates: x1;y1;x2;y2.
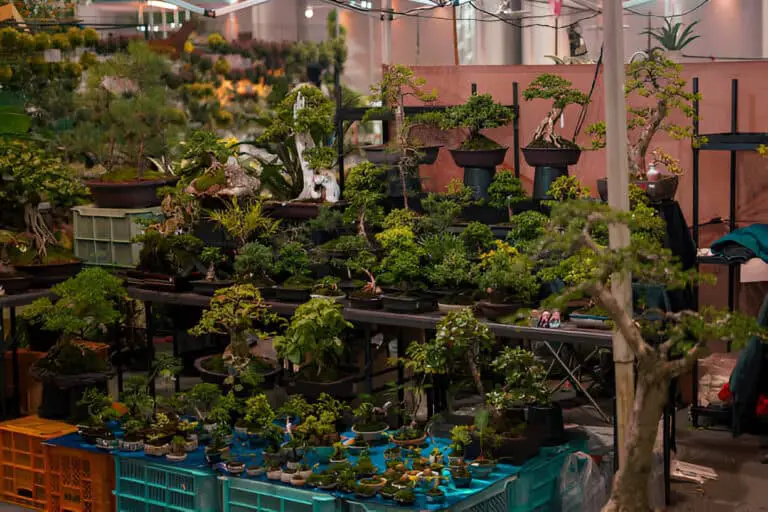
587;51;702;179
487;169;527;222
440;94;514;150
200;247;227;281
375;226;425;293
208;198;280;249
547;175;590;201
522;74;589;149
366;65;438;210
343;161;386;237
533;200;762;512
189;284;282;388
420;179;474;234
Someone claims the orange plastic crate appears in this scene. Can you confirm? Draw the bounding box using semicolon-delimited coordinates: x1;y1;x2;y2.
0;416;77;510
44;443;115;512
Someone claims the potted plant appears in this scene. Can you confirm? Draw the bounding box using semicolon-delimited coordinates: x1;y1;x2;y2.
306;206;345;245
448;425;472;466
266;464;282;481
507;210;549;253
242;393;276;444
354;451;377;478
0;139;88;285
485;393;535;465
311;276;345;301
487;169;527;224
379;484;398;500
144;431;170;457
281;467;297;483
394;488;416;505
547;175;590;202
274;297;357;399
292;413;338;463
449;463;472;488
468;409;496;479
291;472;307;487
24;268;123;419
642;17;700;61
343;162;386;237
76;388;120;449
130;219;204;290
461;221;496;257
247;464;265;477
440;93;514;200
330;442;349;464
590;51;701;202
390;424;427;447
364;64;439;208
274;241;313;302
191;247;233;296
185;383;223;433
190;284;283;390
375;226;433;313
357;478;386;497
120;419;146;452
346;251;382;310
205;426;231;464
351;401;388;442
234;241;276;294
426;487;446;504
521;74;589;200
226;460;246;475
166;436;188;462
473;241;538;320
434;308;495;397
77;42;185;208
422;233;473;312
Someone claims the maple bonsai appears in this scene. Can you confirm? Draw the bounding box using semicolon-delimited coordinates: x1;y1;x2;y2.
533;199;761;512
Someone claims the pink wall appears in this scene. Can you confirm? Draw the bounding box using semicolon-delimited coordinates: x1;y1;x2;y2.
409;62;768;313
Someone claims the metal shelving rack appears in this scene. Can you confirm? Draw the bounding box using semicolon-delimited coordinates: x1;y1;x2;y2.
690;76;768;426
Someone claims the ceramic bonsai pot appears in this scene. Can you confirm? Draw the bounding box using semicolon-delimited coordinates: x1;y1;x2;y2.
475;300;525;321
417;145;442;165
391;432;427;447
363;145;401;165
287;364;362;400
493;435;540;466
351;424;389;443
166;452;188;462
273;285;311;303
194;354;282;390
14;260;83;287
144;443;169;457
226;461;246;475
88;177;179;209
247;466;266;477
0;273;31;294
266;468;282;480
468;460;495;479
449;147;508;168
522;147;581;167
597;175;679;203
528;403;565;446
118;438;144;452
349;294;382;310
381;294;436;314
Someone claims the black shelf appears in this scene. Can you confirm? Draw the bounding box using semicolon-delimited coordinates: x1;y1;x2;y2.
698;132;768;151
696;255;744;266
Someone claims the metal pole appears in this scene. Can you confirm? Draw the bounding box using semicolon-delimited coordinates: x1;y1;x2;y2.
603;0;634;468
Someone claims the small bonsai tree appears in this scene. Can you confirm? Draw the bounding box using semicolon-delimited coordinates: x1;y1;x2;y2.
343;161;386;237
208;198;280;249
547;175;590;201
365;64;437;210
375;226;425;293
273;297;352;379
533;199;762;511
189;285;282;388
200;247;227;281
487;169;527;222
461;221;496;256
440;93;514;151
23;268;126;375
472;241;538;305
449;425;472;458
436;308;495;396
275;241;312;287
420;179;474;234
234;242;274;285
522;74;589;149
422;233;471;298
243;393;275;432
587;51;702;179
507;211;549;252
491;347;549;405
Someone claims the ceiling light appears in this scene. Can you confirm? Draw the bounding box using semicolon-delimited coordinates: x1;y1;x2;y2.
147;0;179;10
304;5;314;17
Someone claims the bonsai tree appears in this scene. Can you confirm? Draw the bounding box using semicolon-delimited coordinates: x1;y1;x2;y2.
422;233;472;301
273;297;352;379
487;169;527;223
23;268;126;376
547;175;590;201
587;51;702;180
234;242;274;286
420;179;474;234
200;247;227;282
189;284;282;388
491;347;549;406
365;64;437;210
449;425;472;458
353;401;387;433
533;199;762;512
312;276;344;298
208;198;280;249
0;138;88;264
275;241;312;288
343;161;386;237
507;211;549;252
243;393;275;433
440;93;514;151
522;73;589;150
461;221;496;256
472;241;538;305
177;130;239;183
375;226;425;294
78;388;121;428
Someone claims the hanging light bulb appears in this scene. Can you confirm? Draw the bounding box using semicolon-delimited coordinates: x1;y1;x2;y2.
304;4;314;18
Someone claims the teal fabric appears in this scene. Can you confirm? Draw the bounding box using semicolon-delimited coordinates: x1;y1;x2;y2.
712;224;768;262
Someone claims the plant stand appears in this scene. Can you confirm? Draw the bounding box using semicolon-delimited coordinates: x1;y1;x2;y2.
523;147;581;201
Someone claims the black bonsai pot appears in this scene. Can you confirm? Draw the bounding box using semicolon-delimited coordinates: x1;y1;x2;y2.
14;260;84;287
527;403;565;446
449;147;508;168
31;366;112;420
381;293;436;314
349;294;383;310
194;354;282;390
124;270;195;292
0;273;31;294
191;279;234;296
88;177;179;209
475;300;526;321
523;147;581;201
287;364;362;400
362;145;401;166
597;175;679;203
493;434;541;466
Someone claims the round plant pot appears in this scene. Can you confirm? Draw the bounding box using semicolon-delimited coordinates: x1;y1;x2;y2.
381;294;436;314
88;177;179;209
362;145;401;166
463;166;496;201
468;460;495;479
167;452;188;463
385;167;422;198
0;273;31;295
226;461;246;475
527;403;565;446
118;439;144;452
493;435;540;466
391;433;427;447
287;364;362;401
247;466;266;477
522;147;581;167
281;472;295;484
33;369;111;420
14;260;83;287
449;471;472;489
532;166;569;201
475;300;525;321
194;354;282;390
349;295;382;310
266;469;282;480
438;302;470;315
449;147;508;168
358;477;387;492
144;444;169;457
351;424;389;443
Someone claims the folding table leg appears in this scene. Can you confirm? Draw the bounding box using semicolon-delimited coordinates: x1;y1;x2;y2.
544;341;611;422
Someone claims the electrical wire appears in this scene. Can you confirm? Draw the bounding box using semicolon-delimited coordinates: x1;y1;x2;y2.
469;1;600;29
624;0;710;19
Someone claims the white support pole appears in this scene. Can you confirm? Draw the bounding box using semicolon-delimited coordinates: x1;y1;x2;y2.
382;0;392;65
603;0;633;467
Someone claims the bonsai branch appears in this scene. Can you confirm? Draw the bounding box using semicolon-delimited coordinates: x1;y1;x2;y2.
589;281;651;359
24;203;56;259
629;100;667;176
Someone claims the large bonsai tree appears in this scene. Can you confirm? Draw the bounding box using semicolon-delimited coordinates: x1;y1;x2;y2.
523;73;589;149
533;200;761;512
440;94;514;151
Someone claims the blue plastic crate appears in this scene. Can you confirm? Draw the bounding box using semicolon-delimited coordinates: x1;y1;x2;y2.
221;476;336;512
114;456;220;512
509;445;578;512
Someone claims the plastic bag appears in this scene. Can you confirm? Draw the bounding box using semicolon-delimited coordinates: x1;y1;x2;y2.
559;451;609;512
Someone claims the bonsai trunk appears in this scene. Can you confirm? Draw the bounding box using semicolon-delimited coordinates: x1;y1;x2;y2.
533;107;564;147
466;343;484;396
602;363;669;512
358;210;367;238
24;203;57;260
229;331;250;360
394;99;410;210
206;262;216;281
627;101;667;179
137;137;146;178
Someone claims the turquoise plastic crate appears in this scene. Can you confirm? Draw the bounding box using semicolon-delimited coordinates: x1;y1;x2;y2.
221;476;336;512
509;444;579;512
114;456;219;512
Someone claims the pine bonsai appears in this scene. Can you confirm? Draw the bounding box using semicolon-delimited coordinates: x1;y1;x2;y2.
487;169;527;222
441;94;514;151
523;73;589;150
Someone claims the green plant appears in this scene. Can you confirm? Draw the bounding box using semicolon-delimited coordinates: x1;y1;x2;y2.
642;18;700;51
208;198;280;248
273;298;352;379
375;226;425;292
490;347;549;405
353;402;386;432
177;130;238;181
234;242;274;283
134;229;203;276
507;211;549;252
186;383;222;423
487;169;526;222
420;179;473;233
522;74;588;149
313;276;343;297
343;161;386;237
331;442;347;460
461;221;496;256
587;51;702;179
189;285;282;388
293;412;337;447
547;175;590;201
440;94;514;151
200;247;227;281
449;425;472;457
422;234;471;292
78;388;120;426
473;241;538;303
277;395;314;421
437;308;495;395
243;393;275;431
394;489;416;503
275;241;311;282
306;206;344;234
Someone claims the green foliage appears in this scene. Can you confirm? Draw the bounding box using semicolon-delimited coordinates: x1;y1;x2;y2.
313;276;343;296
473;241;538;303
490;347;549;405
78;388;120;425
307;206;344;234
449;425;472;456
488;169;526;221
178;130;238;181
547;175;590;201
440;94;514;150
277;395;314;421
343;162;386;236
420;179;473;233
208;198;280;248
276;241;311;279
507;211;549;252
523;74;588;148
461;222;496;256
186;383;223;423
23;268;126;342
375;227;425;291
642;18;700;51
273;298;352;376
422;234;471;290
134;230;203;275
234;242;274;282
200;247;226;279
244;393;275;430
383;209;420;231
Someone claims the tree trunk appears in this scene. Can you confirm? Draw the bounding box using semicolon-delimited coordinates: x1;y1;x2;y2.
602;366;669;512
